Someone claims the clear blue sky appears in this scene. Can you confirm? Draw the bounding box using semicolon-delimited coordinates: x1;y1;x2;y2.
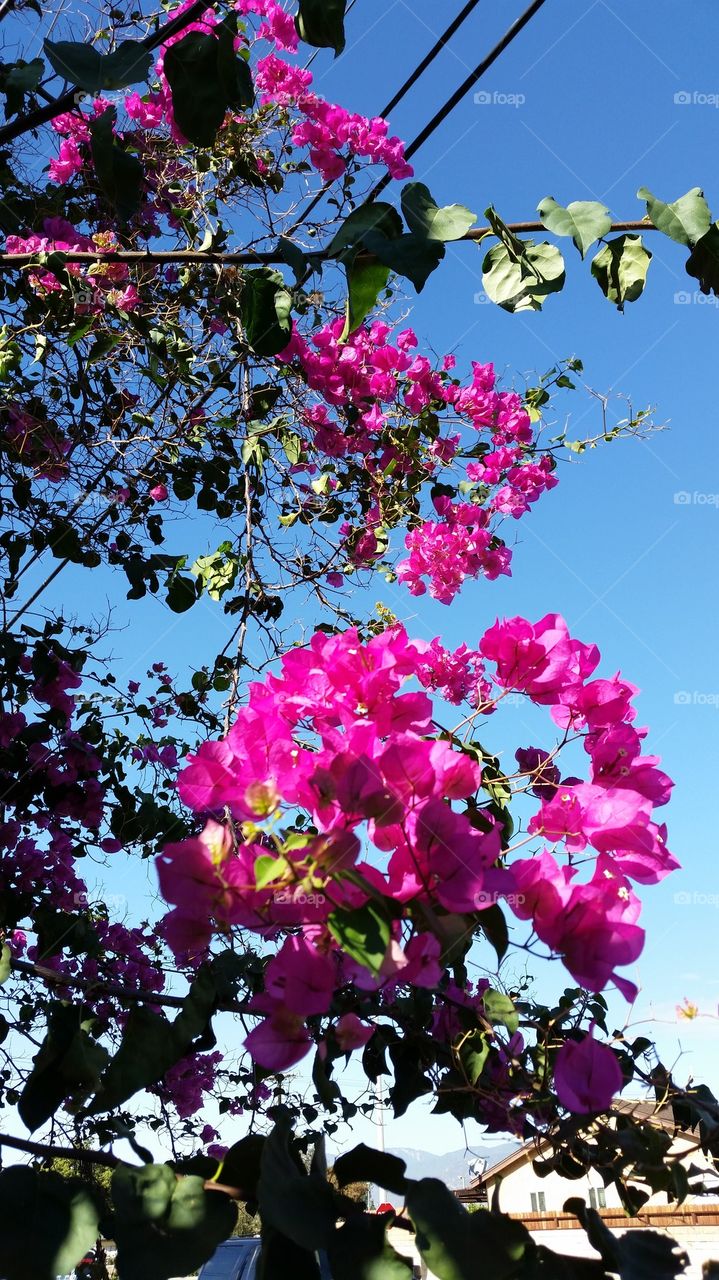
297;0;719;1153
16;1;719;1155
313;0;719;1085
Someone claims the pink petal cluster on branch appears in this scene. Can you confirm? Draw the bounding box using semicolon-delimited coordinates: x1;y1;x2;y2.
157;612;676;1070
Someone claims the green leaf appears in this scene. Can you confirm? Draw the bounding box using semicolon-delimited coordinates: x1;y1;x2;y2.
44;38;152;92
361;229;446;292
253;852;288;889
191;544;239;601
401;182;476;241
216;18;255;113
240;268;293;356
258;1118;337;1252
66;316;96;347
685;222;719;296
313;1048;342;1108
88;966;217;1113
458;1030;490;1085
276;235;310;284
4;58;44;91
19;1003;109;1132
328;202;403;259
166;573;198;613
295;0;347;55
0;942;10;984
479;903;509;962
328;902;390;977
341;256;390;339
110;1165;237;1280
333;1145;407;1195
482;209;565;312
217;1134;267;1201
113;1163;176;1224
89;107;143;222
33;903;101;957
164;29;253;148
261;1229;323;1280
406;1178;532;1280
537;196;612;258
281;428;303;465
2;58;45;115
87;331;122;363
0;1168;101;1280
591;234;651;310
482;989;519;1034
637;185;712;247
388;1038;432;1117
328;1215;413;1280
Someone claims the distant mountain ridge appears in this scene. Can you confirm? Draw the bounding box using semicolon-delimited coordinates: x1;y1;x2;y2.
388;1141;521;1190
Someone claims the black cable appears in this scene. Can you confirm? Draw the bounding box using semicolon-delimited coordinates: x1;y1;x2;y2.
288;0;485;234
368;0;550;202
379;0;483;118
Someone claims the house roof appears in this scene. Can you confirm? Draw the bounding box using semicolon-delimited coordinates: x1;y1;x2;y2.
475;1100;698;1187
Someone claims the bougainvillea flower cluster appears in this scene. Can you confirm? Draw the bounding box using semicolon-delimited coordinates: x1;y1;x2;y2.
158;612;675;1076
279;319;558;601
42;0;412;193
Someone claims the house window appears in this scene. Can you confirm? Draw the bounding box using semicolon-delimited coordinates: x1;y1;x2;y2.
530;1192;546;1212
589;1187;606;1209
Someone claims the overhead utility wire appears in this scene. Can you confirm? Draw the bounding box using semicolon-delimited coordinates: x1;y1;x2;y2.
287;0;485;233
367;0;549;202
378;0;484;118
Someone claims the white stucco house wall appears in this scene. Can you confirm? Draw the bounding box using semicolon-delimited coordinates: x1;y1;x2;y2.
462;1104;719;1279
475;1112;719;1216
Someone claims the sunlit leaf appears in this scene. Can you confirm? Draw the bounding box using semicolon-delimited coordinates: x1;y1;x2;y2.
637;185;712;247
401;182;476;241
591;234;651;309
537;196;612;257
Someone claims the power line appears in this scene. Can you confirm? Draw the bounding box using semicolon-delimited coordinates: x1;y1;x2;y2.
368;0;550;202
287;0;485;234
379;0;483;118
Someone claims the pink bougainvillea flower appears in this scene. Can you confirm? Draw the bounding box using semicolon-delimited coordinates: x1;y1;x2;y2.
244;1002;312;1071
480;613;599;703
333;1013;374;1053
554;1028;623;1114
264;934;335;1016
413;798;502;913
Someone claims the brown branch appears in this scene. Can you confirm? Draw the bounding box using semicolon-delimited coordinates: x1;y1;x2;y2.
10;958;251;1014
0;222;656;270
0;0;218;147
0;1131;120;1167
464;220;653;238
0;1134;248;1194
